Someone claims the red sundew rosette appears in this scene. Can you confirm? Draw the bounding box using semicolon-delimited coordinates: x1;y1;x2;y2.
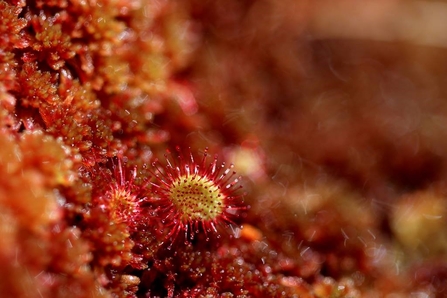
149;147;247;249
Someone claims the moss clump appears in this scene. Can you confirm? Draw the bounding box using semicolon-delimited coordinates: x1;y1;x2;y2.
2;0;447;297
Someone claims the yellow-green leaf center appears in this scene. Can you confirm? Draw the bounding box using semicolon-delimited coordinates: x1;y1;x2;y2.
170;174;224;222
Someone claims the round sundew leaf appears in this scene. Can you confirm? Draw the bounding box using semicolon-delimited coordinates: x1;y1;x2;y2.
150;147;246;245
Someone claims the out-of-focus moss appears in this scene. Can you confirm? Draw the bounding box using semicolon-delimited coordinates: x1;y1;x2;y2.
392;191;447;258
0;132;61;227
0;130;107;297
3;0;447;296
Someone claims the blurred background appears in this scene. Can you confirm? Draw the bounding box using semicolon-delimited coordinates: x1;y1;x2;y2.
173;0;447;294
3;0;447;296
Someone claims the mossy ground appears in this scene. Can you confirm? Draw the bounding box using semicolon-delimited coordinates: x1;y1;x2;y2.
1;0;447;297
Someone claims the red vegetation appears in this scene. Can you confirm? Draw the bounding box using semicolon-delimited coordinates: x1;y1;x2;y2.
1;0;447;297
150;147;246;246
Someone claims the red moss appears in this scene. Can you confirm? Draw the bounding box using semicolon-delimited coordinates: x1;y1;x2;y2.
139;234;321;297
2;0;447;297
0;1;27;49
79;158;151;294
